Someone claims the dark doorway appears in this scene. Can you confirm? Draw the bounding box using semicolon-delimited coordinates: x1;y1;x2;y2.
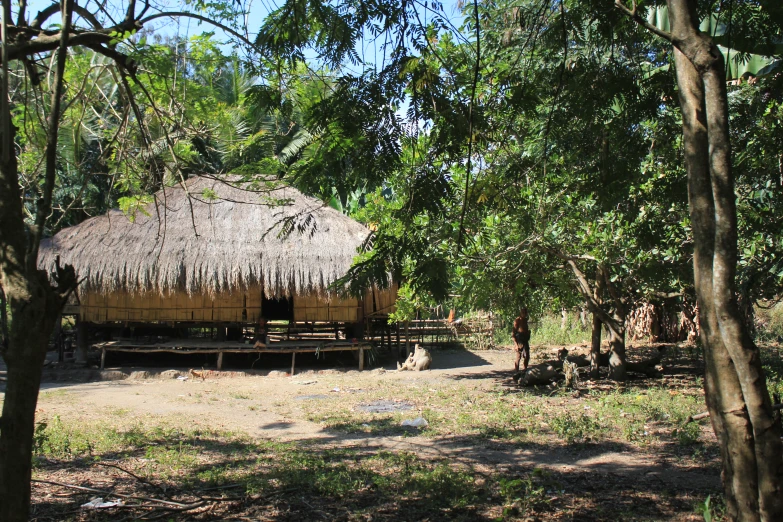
262;295;294;321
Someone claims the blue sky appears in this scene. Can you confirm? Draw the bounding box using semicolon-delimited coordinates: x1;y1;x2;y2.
16;0;468;73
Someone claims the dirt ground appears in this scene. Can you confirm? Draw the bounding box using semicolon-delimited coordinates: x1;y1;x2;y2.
5;345;724;520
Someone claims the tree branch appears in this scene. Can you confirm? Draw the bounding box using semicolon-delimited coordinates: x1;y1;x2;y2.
540;245;623;335
17;0;28;26
30;2;60;29
28;0;74;268
139;12;258;50
613;0;675;43
456;0;481;251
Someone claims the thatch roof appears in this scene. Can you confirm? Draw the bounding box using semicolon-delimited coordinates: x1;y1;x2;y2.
39;176;371;297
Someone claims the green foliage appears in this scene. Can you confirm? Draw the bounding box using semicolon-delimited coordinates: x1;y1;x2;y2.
695;495;726;522
698;495;714;522
673;422;702;446
549;412;602;443
760;344;783;400
497;470;551;519
529;313;591;346
118;195;154;222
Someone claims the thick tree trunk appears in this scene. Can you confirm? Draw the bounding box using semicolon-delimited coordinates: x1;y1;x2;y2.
0;3;76;517
0;309;57;521
590;271;605;380
667;1;783;519
590;312;602;378
606;321;626;381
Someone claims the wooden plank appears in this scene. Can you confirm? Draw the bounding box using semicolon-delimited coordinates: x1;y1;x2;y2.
291;352;296;376
217;352;224;370
95;344;370;355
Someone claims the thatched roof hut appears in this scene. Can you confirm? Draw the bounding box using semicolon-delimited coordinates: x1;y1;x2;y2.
41;176;370;297
39;176;396;324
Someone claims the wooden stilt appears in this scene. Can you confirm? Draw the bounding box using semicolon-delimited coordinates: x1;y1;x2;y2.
359;347;364;371
217;351;223;370
291;352;296;376
100;347;106;370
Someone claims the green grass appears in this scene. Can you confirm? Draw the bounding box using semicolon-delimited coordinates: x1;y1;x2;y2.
495;312;591;347
756;302;783;342
298;378;708;449
761;344;783;400
530;313;591;346
32;419;548;519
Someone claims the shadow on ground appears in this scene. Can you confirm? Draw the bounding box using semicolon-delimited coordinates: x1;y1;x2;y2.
31;421;720;521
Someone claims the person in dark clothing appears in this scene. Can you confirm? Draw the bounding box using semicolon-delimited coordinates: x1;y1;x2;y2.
513;308;531;371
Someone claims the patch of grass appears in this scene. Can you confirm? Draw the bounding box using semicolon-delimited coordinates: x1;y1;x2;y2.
673;422;701;446
695;494;726;522
756;302;783;342
549;412;602;443
594;387;705;445
39;389;69;400
760;344;783;400
32;417;236;464
299;378;709;449
530;313;591;346
144;442;199;471
497;469;551;519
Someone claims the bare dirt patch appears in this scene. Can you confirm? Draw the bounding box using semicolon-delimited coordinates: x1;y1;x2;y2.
14;344;724;520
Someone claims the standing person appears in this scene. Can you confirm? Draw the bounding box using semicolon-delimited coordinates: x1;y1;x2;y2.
513;308;531;372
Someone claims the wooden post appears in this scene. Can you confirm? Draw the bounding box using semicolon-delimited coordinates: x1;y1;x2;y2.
55;314;64;363
76;317;88;365
217;351;223;370
396;324;400;354
100;347;106;370
405;320;411;354
291;352;296;376
359;347;364;371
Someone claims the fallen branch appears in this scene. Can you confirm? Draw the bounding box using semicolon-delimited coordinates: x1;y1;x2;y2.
96;462;163;491
198;483;243;492
31;479;202;509
249;486;299;501
685;403;783;424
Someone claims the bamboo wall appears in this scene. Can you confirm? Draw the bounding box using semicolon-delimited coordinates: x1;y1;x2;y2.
293;295;362;322
80;284;398;324
363;284;398;316
80;287;263;323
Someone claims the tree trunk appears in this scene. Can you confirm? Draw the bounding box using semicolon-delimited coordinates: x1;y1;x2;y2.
557;257;627;380
590;312;602;379
601;267;627;381
0;2;76;517
0;309;57;521
590;270;605;380
606;320;626;381
667;0;783;519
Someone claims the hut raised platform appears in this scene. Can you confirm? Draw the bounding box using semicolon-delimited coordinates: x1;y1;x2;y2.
96;338;370;374
40;175;398;370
